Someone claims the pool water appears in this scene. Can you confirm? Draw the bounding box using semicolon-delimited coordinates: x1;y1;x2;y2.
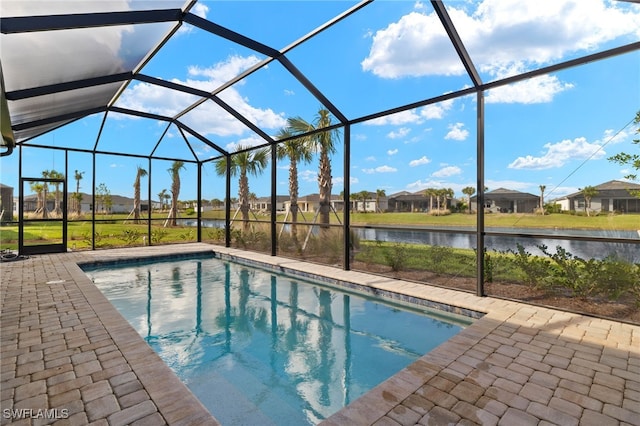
85;256;465;425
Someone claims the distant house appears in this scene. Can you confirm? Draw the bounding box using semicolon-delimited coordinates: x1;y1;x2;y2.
350;191;388;213
471;188;539;213
20;192;157;216
555;180;640;214
387;190;453;213
250;195;289;212
283;194;345;214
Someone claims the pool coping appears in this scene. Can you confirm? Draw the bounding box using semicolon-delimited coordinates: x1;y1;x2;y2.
2;243;639;426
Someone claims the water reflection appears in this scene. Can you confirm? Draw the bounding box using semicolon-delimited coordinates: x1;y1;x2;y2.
89;258;462;425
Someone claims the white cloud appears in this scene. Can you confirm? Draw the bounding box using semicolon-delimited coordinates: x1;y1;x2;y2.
365;156;376;161
362;165;398;174
299;169;317;182
224;136;266;152
387;149;399;155
602;128;630;145
362;1;640;101
366;110;422;126
405;179;454;192
445;122;469;141
362;11;462;78
486;73;574;104
485;179;536;192
420;99;454;119
508;136;606;170
387;127;411;139
188;55;261;83
178;3;209;34
409;156;431;167
432;166;462;177
333;176;359;185
117;55;286;137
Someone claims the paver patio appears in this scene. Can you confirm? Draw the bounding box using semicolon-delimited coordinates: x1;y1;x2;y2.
1;243;639;425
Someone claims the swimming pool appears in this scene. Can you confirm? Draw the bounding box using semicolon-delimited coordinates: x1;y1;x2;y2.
84;255;466;425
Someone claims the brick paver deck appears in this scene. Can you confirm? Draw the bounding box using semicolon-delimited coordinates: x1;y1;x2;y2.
1;244;639;425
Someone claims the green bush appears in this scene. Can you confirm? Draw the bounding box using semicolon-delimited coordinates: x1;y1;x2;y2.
382;241;408;272
506;244;551;289
118;229;142;246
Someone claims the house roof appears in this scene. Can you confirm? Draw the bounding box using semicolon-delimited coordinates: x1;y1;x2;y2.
562;180;640;199
470;188;538;201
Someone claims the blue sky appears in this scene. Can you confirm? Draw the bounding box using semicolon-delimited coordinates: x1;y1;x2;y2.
2;0;639;204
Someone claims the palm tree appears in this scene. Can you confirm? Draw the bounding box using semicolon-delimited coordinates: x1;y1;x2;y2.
435;188;444;212
276;126;313;245
215;146;269;232
168;161;185;226
443;188;454;212
375;189;386;213
133;166;148;224
157;189;167;211
359;190;371;213
288;108;340;229
539;185;546;214
40;170;51;218
29;182;45;218
163;192;171;211
73;170;84;215
462;186;475;214
47;169;64;217
580;185;598;217
424;188;436;213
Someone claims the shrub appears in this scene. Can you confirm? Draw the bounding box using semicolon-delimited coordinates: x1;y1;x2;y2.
118;229;141;246
507;244;551;289
428;245;454;274
382;241;408;272
151;228;167;243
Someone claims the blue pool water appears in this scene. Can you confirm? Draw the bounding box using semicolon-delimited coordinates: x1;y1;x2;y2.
84;256;466;425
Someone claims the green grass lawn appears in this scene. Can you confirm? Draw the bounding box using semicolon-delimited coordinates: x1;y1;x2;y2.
198;210;640;230
347;212;640;230
2;210;638;251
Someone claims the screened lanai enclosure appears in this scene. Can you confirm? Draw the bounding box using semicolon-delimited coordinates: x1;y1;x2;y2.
1;0;639;322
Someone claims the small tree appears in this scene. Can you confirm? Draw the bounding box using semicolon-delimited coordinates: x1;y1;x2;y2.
424;188;436;212
47;170;64;217
215;147;269;232
72;170;84;215
359;190;371;213
539;185;546;215
158;189;167;211
462;186;475;214
276;126;313;245
96;183;111;214
580;185;598;216
375;189;386;213
168;161;185;226
132;166;148;224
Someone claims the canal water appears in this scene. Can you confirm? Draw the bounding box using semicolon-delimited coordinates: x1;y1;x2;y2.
182;219;640;263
